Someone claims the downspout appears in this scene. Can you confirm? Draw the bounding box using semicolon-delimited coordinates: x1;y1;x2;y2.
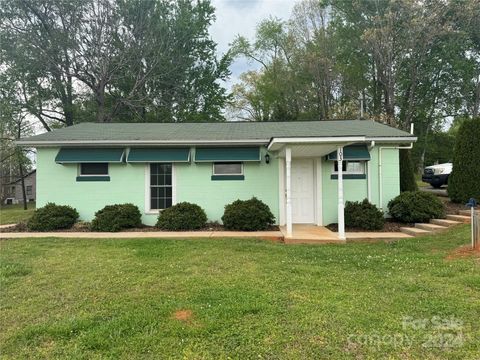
378;124;415;212
367;141;375;202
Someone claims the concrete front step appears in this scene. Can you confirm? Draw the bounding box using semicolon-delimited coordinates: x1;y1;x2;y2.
400;227;431;237
446;214;471;224
430;219;461;227
415;223;448;232
284;238;345;244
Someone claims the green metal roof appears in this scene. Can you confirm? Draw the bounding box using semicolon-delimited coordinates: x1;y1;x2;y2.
18;120;415;145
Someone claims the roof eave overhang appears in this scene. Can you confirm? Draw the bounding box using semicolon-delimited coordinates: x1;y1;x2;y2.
267;136;417;151
15;139;270;147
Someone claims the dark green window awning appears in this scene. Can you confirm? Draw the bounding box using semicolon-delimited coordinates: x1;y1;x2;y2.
327;145;370;161
55;148;125;163
127;148;190;163
195;147;261;162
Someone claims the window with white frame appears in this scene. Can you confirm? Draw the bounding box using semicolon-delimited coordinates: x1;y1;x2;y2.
79;163;109;176
150;163;172;210
212;162;243;176
333;160;366;174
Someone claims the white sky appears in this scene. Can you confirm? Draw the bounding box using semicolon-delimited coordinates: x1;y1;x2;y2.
210;0;295;90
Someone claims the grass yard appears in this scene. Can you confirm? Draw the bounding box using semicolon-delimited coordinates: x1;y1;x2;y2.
1;226;479;359
0;202;35;225
415;173;430;188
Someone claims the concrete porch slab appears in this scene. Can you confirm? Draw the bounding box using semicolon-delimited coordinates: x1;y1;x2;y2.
280;224;414;244
280;224;344;244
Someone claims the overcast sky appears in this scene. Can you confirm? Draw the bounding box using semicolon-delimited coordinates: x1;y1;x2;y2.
209;0;295;90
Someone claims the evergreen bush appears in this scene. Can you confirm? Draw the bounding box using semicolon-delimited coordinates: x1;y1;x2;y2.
222;197;275;231
400;149;418;192
156;202;207;231
91;203;142;232
388;191;445;223
447;118;480;203
345;199;384;230
27;203;79;231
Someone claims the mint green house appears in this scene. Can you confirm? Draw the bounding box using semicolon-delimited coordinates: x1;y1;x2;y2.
18;120;416;239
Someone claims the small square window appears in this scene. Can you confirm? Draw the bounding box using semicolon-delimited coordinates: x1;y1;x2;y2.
26;185;32;195
79;163;109;176
333;161;365;174
213;163;243;176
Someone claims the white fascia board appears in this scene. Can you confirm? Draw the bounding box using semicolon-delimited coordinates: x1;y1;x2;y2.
267;137;366;150
364;136;417;142
267;136;417;150
16;139;269;147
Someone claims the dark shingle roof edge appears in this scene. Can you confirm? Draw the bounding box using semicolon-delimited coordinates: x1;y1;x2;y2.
17;120;416;146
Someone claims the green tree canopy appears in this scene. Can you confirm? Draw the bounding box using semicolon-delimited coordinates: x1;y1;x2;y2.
0;0;232;129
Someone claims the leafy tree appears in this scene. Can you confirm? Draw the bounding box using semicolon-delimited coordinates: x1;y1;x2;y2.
447;118;480;203
0;75;33;208
0;0;232;127
231;0;478;176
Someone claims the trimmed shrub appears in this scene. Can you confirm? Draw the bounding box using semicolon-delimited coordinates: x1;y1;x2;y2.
91;203;142;232
345;199;384;230
447;117;480;203
387;191;445;223
27;203;79;231
400;149;418;192
222;197;275;231
156;202;207;231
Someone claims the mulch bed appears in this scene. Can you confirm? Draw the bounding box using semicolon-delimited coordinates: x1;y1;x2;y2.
326;219;414;233
325;196;470;233
439;197;468;215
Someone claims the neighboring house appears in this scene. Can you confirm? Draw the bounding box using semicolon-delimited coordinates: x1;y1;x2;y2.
3;170;36;205
17;121;416;238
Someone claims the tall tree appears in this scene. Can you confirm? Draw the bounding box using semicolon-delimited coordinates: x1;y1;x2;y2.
231;0;479;173
0;0;232;127
0;75;33;208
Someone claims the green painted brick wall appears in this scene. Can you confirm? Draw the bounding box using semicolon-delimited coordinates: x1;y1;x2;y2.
36;147;279;226
176;148;279;223
321;147;400;225
37;148;149;223
36;146;398;228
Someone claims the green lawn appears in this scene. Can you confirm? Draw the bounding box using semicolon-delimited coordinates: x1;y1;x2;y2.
1;226;479;359
415;173;429;188
0;202;35;225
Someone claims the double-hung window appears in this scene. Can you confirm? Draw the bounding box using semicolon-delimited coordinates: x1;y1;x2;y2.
150;163;172;210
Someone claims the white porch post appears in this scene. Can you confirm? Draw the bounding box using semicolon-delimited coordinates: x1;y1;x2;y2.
285;147;292;237
337;146;346;240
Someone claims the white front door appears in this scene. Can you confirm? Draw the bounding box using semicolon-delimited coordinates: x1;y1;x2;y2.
291;159;315;223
